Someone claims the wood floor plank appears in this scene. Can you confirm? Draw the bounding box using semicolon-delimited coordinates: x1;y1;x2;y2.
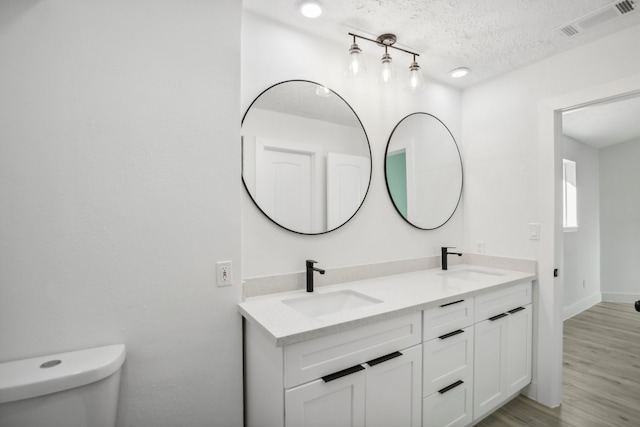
477;302;640;426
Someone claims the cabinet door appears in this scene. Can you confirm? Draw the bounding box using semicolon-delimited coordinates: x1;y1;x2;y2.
473;315;508;421
285;370;366;427
365;345;422;427
506;304;532;394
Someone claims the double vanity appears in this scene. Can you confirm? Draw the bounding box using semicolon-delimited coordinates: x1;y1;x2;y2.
240;264;535;427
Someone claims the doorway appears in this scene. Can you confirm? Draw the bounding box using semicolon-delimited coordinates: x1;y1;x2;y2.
537;77;640;408
561;94;640;319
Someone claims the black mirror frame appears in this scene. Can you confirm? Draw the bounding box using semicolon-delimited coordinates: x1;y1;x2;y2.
384;112;463;230
241;80;372;235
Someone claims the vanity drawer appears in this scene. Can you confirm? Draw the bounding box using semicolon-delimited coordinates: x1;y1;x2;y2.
284;312;421;388
422;374;473;427
423;326;474;396
474;282;532;322
423;298;474;341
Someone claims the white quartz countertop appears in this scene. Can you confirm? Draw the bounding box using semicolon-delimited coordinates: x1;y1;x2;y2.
239;264;536;347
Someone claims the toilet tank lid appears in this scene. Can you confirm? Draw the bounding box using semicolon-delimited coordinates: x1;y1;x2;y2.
0;344;126;404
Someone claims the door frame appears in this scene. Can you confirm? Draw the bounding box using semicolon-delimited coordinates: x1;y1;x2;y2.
534;73;640;407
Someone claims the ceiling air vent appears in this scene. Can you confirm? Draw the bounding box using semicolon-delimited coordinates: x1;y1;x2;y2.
616;0;635;14
560;25;579;36
556;0;636;36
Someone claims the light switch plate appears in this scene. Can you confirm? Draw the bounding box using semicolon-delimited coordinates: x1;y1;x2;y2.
529;223;540;240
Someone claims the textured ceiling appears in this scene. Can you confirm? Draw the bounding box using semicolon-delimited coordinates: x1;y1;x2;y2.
563;94;640;148
243;0;640;147
244;0;640;88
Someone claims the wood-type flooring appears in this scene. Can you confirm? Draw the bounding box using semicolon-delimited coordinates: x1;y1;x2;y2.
477;302;640;427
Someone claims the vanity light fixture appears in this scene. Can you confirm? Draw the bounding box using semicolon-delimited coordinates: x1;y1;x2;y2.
296;0;322;18
378;46;396;84
345;35;366;78
346;32;424;90
408;54;426;91
450;67;470;78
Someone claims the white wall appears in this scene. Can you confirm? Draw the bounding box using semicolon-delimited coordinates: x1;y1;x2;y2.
462;24;640;406
0;1;243;426
600;137;640;302
241;12;464;278
561;136;601;319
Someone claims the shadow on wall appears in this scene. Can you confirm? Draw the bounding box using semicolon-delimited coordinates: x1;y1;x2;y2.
0;0;42;30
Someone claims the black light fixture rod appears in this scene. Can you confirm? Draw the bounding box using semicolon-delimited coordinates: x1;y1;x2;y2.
348;32;419;57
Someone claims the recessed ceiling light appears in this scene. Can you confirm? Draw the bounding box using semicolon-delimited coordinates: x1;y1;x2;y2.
297;0;322;18
450;67;470;78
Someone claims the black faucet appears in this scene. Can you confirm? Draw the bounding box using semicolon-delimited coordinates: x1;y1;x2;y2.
306;260;325;292
441;247;462;270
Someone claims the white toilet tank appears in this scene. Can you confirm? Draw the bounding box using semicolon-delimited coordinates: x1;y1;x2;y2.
0;344;126;427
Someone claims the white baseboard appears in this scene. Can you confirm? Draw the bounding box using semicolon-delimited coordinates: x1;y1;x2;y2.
601;292;640;303
563;293;602;320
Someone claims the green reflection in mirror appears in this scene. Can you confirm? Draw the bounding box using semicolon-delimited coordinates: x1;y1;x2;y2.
386;152;408;218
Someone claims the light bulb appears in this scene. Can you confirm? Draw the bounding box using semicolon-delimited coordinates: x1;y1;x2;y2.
408;59;425;91
345;41;366;77
378;51;396;85
450;67;470;78
297;0;322;18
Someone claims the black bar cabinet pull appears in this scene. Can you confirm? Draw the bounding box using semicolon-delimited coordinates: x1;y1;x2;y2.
438;380;464;394
438;329;465;340
508;306;526;314
439;299;464;308
322;364;365;383
366;351;403;367
489;312;508;321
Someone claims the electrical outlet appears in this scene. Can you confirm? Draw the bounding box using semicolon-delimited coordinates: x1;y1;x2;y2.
216;261;233;287
476;241;486;254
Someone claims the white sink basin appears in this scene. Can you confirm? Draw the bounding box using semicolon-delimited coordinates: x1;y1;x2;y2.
283;290;382;317
439;268;505;281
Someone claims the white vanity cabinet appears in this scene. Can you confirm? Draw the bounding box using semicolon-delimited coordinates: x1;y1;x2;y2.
244;312;422;427
473;282;533;422
242;270;536;427
422;298;475;427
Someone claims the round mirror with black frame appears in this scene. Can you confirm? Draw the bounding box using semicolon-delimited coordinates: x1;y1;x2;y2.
384;112;463;230
241;80;372;235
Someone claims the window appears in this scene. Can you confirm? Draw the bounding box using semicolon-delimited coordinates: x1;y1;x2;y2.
563;159;578;231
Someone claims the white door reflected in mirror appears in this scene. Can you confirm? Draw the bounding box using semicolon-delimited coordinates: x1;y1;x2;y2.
242;80;372;234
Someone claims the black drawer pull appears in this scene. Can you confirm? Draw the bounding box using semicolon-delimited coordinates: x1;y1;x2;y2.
508;306;525;314
489;313;508;321
439;299;464;308
322;364;364;383
366;351;402;367
438;380;464;394
439;329;465;340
